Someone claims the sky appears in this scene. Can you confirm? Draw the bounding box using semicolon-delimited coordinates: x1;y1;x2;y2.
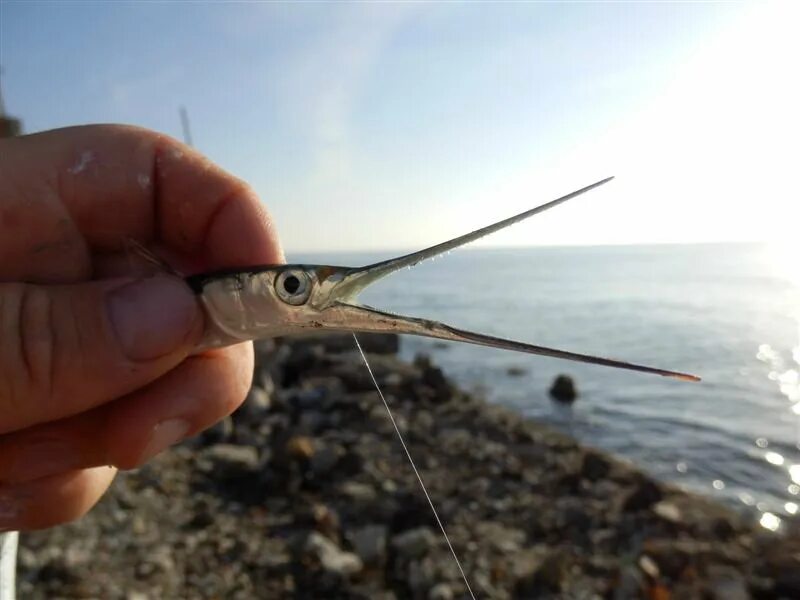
1;1;798;253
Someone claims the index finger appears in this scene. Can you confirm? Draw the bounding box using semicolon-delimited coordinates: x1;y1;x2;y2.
1;124;283;272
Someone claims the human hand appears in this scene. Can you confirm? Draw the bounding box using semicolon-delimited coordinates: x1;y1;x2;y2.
0;125;282;531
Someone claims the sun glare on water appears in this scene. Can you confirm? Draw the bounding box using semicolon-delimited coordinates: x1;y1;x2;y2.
766;240;800;289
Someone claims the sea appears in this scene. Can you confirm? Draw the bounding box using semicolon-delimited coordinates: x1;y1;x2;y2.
290;243;800;532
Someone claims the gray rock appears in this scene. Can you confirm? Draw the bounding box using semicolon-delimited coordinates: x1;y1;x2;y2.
246;384;271;412
311;503;341;538
510;547;548;581
638;554;660;579
392;527;437;559
348;524;388;567
310;443;345;475
549;374;577;403
428;582;453;600
202;444;260;472
338;481;378;503
652;500;682;524
415;409;435;431
473;521;525;553
303;532;363;577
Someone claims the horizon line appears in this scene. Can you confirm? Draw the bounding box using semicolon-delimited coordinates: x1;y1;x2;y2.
285;239;771;257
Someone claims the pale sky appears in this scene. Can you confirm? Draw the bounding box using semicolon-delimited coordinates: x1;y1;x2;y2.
1;1;798;252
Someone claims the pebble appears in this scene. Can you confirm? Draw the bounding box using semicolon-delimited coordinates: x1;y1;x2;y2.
285;435;315;461
428;582;454;600
392;527;437;559
652;500;682;524
348;524;388;566
202;444;260;472
303;532;363;577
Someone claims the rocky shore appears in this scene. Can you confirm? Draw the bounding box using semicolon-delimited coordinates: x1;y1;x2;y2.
17;335;800;599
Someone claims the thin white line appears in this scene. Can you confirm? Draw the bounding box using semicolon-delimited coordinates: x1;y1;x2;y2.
352;334;476;600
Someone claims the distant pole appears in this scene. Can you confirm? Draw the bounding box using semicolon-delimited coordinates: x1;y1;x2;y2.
0;67;5;115
179;105;193;147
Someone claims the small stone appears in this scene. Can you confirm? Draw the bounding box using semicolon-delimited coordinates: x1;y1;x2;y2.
312;504;341;538
17;547;38;570
303;532;363;577
652;500;682;524
549;375;577;403
474;522;525;553
285;435;315;461
203;444;260;472
510;547;548;581
506;366;527;377
382;372;404;387
638;554;660;579
309;443;344;475
415;410;435;431
348;524;388;566
428;582;454;600
339;481;378;503
245;385;271;412
392;527;437;559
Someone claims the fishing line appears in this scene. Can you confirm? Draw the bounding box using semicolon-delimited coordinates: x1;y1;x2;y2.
352;334;476;600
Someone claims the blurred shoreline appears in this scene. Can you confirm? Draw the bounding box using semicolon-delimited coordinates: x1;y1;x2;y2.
19;334;800;598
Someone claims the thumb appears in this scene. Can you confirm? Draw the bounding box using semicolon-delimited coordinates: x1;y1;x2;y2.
0;275;203;433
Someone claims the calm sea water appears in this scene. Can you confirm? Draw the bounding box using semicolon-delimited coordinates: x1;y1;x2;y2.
291;243;800;531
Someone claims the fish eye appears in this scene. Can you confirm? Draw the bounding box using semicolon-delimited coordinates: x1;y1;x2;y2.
275;269;312;305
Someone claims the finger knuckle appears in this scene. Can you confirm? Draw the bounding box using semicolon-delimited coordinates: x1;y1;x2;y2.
0;284;56;417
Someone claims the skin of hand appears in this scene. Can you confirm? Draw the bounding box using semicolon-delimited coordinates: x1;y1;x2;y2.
0;125;283;531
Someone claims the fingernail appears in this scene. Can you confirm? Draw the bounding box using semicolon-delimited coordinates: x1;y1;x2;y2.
107;276;201;361
0;494;19;530
139;419;190;464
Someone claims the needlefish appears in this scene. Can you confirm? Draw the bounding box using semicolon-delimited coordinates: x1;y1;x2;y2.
183;176;699;599
185;176;698;383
